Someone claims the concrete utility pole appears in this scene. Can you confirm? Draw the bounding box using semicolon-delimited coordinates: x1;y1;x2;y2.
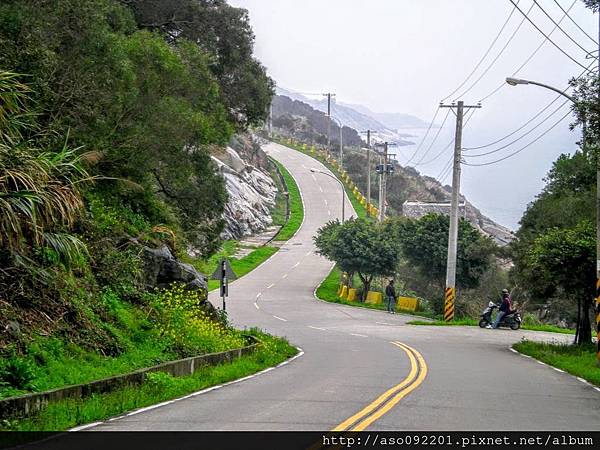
323;93;336;155
361;130;375;208
380;142;388;222
331;116;343;169
440;101;481;322
596;10;599;365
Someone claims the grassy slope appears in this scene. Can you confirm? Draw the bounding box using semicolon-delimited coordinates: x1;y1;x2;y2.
3;331;297;431
513;341;599;387
271;158;303;241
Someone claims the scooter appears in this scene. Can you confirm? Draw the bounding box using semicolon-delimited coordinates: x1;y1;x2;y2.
479;301;522;330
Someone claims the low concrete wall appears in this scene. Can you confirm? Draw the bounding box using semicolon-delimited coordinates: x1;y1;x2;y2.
0;337;259;419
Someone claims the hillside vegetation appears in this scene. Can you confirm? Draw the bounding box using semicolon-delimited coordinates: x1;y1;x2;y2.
0;0;275;398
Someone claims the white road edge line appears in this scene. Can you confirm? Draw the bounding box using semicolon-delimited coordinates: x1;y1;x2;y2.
510;345;600;392
254;302;260;310
69;347;305;432
256;293;262;299
273;315;288;322
282;274;288;279
350;333;368;338
293;262;300;268
308;326;327;331
267;284;275;289
376;322;394;326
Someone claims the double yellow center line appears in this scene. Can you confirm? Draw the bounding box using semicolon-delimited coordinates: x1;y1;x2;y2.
332;341;428;432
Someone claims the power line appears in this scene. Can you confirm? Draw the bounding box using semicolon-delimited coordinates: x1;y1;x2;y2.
532;0;596;56
437;155;454;181
553;0;598;45
469;60;592;149
413;108;452;165
508;0;595;73
463;108;573;167
441;0;521;102
404;107;440;165
478;0;578;103
454;1;535;100
415;108;477;167
464;98;571;157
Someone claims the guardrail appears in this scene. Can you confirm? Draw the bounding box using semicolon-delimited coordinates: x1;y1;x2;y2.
0;336;260;419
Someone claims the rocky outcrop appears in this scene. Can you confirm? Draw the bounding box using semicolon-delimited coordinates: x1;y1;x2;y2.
212;143;277;240
402;200;515;246
142;245;208;292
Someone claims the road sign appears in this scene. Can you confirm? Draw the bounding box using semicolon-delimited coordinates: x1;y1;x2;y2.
375;164;395;174
210;259;237;311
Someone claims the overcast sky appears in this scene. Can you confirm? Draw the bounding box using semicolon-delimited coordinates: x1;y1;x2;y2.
229;0;598;229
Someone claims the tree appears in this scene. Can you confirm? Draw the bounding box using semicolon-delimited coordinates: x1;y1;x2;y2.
391;214;496;313
525;220;595;344
122;0;274;129
314;219;400;300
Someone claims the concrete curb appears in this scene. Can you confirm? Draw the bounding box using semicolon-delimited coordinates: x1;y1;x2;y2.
0;337;260;420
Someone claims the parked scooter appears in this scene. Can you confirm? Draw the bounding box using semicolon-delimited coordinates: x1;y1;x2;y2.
479;301;522;330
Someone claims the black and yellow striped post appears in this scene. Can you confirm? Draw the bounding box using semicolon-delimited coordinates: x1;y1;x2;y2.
596;278;600;365
444;287;455;322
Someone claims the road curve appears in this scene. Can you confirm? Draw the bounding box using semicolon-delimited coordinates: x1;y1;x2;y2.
92;141;600;431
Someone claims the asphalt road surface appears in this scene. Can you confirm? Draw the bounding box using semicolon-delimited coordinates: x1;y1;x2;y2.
91;141;600;431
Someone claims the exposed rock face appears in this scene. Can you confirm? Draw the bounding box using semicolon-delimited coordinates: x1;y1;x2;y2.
402;200;515;246
142;245;208;292
212;143;277;240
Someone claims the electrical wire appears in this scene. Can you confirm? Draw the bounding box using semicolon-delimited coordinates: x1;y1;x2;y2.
436;155;454;181
464;98;571;157
404;107;440;165
469;60;592;149
532;0;596;56
414;108;478;167
508;0;595;73
478;0;578;103
463;108;573;166
553;0;598;45
454;1;535;100
479;0;578;102
413;109;452;165
441;0;521;102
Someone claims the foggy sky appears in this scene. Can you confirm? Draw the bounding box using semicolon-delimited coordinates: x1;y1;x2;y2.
229;0;598;229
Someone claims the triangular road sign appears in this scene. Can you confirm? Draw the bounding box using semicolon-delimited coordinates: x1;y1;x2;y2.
210;259;238;281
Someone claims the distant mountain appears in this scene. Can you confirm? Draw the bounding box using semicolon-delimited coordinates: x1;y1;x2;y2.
275;87;422;146
276;86;435;139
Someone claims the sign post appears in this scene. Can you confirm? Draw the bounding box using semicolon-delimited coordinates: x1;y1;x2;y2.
210;259;237;312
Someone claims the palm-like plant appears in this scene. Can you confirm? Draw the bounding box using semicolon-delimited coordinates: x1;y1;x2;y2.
0;71;89;269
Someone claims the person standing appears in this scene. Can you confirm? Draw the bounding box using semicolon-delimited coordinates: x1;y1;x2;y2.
385;279;397;314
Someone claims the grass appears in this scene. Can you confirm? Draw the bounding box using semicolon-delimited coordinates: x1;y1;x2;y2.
513;341;600;387
271;158;303;241
204;246;279;291
273;138;370;220
2;330;297;431
315;266;435;318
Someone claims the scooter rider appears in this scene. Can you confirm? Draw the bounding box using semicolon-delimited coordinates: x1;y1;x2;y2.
489;289;514;329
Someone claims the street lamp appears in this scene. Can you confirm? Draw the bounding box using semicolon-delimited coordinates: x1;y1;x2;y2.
505;77;575;102
330;116;344;170
505;76;596;348
310;168;345;223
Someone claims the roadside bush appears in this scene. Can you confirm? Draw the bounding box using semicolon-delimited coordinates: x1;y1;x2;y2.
150;285;245;357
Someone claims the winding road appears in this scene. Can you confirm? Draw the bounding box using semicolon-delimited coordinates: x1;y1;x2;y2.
92;141;600;431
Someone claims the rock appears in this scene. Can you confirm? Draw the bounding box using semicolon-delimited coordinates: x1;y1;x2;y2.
142;245;208;293
212;145;277;240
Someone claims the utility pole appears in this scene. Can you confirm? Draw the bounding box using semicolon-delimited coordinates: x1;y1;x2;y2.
361;130;375;208
374;141;396;222
589;7;600;362
380;142;388;222
440;101;481;322
323;93;336;155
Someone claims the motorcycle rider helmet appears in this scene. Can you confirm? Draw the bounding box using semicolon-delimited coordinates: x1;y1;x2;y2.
502;289;509;294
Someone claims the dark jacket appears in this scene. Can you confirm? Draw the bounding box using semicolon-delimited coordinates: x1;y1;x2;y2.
385;284;396;298
499;294;512;313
